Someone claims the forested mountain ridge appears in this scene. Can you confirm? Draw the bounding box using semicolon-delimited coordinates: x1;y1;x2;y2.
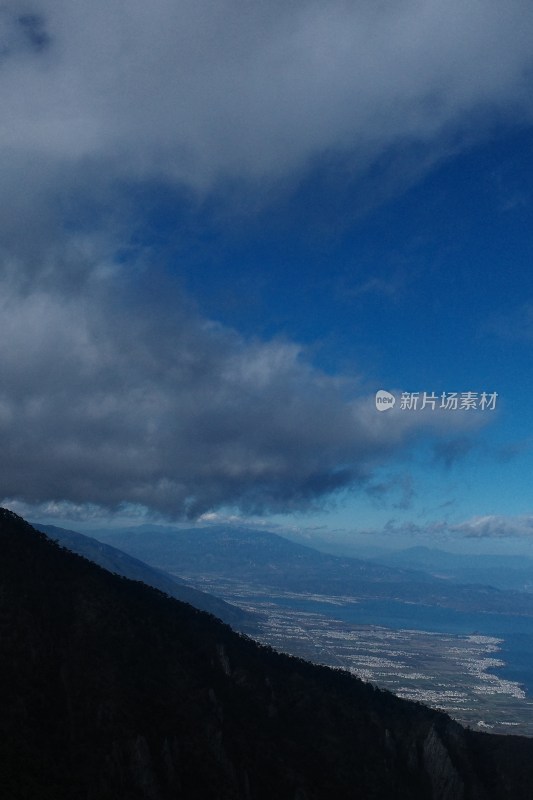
34;522;259;632
1;507;533;800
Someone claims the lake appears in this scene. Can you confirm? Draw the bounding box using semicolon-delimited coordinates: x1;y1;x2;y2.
268;595;533;694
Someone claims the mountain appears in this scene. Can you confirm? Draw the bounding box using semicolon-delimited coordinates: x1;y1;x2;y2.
370;546;533;593
93;525;533;616
34;523;259;633
2;507;533;799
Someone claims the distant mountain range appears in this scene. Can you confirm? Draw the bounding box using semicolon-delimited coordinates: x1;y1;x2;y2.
91;524;533;617
369;546;533;593
3;507;533;799
34;522;259;633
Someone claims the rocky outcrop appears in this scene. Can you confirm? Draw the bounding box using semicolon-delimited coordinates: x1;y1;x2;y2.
423;724;465;800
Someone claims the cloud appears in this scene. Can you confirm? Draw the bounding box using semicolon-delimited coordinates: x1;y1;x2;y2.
1;0;533;193
432;436;475;468
366;473;415;510
453;515;533;538
0;266;488;518
0;1;529;518
363;514;533;541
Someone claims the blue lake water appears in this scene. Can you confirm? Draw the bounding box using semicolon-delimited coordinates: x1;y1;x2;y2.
269;596;533;694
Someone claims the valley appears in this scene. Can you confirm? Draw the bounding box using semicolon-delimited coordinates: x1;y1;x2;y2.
174;575;533;736
77;524;533;736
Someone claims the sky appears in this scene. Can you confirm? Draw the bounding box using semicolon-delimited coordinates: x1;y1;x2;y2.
2;0;533;553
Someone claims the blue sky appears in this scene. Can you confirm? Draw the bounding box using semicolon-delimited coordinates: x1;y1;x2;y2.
2;1;533;553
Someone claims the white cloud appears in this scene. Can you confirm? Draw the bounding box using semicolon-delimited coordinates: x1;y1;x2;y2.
454;515;533;538
2;0;533;189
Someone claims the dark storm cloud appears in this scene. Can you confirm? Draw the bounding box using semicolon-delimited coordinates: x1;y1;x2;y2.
16;13;50;52
0;268;483;518
0;277;375;515
0;5;50;60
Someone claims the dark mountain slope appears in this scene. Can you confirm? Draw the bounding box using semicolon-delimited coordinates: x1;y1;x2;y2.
33;522;259;633
1;508;533;800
